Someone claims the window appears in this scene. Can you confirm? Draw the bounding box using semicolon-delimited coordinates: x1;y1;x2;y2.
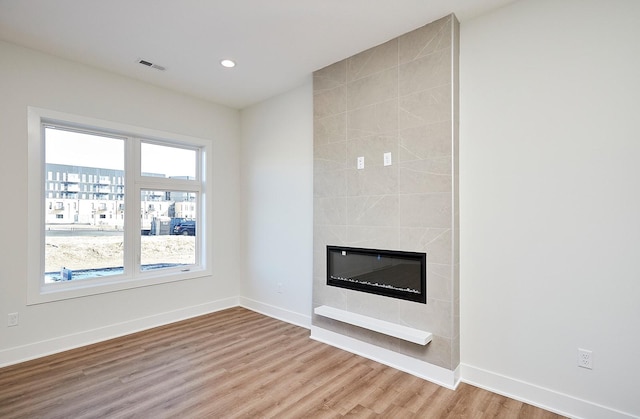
27;107;211;304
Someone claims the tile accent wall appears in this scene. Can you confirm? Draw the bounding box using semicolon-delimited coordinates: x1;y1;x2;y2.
312;14;460;370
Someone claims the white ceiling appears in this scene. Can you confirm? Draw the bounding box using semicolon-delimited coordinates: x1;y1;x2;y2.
0;0;513;109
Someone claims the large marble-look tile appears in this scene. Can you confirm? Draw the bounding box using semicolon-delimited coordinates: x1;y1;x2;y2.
346;135;398;167
451;334;460;370
399;298;452;338
399;227;451;265
426;262;453;302
347;165;398;197
314;233;341;275
312;248;326;284
347;100;398;139
314;113;346;146
314;169;346;198
347;39;398;82
347;67;398;110
314;196;347;226
453;295;460;339
313;279;348;309
418;336;453;369
314;140;347;173
346;226;398;250
398;121;451;162
453;261;460;301
347;290;400;323
395;301;428;332
399;48;451;97
312;313;352;336
399;192;452;228
314;60;346;92
314;85;346;119
398;15;452;64
313;225;347;284
347;195;398;227
399;83;452;129
398;157;452;194
313;224;348;249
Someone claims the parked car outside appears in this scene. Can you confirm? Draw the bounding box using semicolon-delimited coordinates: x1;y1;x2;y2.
173;220;196;236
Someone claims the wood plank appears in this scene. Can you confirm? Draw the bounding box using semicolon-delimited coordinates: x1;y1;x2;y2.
0;307;565;418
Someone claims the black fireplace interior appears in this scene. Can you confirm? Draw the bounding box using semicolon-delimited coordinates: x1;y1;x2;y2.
326;246;426;303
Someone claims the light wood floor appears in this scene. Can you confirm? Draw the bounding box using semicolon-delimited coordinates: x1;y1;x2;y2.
0;307;564;418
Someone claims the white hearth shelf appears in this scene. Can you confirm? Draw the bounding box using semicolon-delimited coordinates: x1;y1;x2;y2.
313;305;432;346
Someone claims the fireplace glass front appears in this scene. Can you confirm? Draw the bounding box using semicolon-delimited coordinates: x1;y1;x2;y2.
326;246;426;303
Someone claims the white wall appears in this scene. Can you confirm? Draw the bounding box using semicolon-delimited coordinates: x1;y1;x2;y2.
239;81;313;327
234;1;640;415
0;41;242;365
3;0;639;415
460;0;640;417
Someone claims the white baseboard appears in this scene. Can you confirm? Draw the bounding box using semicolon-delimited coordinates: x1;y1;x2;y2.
0;297;239;368
239;297;311;329
461;363;638;419
310;325;460;390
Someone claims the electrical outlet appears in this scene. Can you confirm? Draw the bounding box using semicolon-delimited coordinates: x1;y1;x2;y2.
277;282;283;294
357;156;364;170
383;152;392;166
577;348;593;369
8;312;18;327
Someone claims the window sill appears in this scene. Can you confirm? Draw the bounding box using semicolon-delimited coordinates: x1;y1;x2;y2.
27;267;211;305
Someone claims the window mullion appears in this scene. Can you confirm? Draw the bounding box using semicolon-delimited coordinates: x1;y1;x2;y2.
125;137;140;276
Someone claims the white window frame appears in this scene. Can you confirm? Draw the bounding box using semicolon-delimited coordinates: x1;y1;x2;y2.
27;107;212;305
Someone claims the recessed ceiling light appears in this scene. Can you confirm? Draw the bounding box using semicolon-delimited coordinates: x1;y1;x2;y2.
220;59;236;68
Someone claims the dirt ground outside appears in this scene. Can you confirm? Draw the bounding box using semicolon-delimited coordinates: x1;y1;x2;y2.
45;235;195;273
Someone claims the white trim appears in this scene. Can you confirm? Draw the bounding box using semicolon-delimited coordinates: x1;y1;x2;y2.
460;363;638;419
310;325;460;389
0;297;238;369
239;297;311;329
314;305;431;345
26;106;213;305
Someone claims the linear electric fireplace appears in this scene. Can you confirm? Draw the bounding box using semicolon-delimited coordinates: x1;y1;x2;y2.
327;246;426;304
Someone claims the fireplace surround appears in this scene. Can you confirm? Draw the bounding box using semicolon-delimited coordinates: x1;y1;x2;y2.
311;13;459;376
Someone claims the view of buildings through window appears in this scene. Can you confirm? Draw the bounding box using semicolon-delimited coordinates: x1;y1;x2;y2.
44;126;199;283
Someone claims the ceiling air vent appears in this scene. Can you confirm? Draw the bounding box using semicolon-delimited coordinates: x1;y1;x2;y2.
138;59;166;71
